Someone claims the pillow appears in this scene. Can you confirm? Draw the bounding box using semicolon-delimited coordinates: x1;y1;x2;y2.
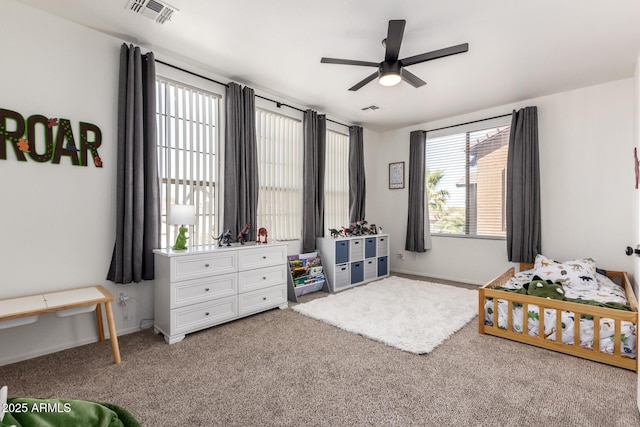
533;254;598;290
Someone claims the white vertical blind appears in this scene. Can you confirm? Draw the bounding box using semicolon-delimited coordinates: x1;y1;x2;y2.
256;108;303;241
156;77;219;248
324;130;349;231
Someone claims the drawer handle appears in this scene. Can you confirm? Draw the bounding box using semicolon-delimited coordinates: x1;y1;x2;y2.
262;256;267;259
205;288;210;292
262;297;267;301
205;312;210;316
205;263;210;267
262;276;267;280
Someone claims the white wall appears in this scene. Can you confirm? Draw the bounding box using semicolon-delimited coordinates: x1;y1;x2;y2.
633;49;640;417
0;1;155;366
370;79;635;285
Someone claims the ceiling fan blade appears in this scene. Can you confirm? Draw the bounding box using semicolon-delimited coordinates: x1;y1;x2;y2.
401;43;469;67
349;72;378;91
401;69;426;88
384;20;406;62
321;57;379;67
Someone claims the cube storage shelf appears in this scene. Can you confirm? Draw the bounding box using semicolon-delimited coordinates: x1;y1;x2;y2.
316;234;389;292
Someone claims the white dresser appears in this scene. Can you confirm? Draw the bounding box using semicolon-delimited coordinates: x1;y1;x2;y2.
153;243;288;344
316;234;389;292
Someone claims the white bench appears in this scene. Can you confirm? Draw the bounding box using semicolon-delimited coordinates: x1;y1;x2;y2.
0;285;121;364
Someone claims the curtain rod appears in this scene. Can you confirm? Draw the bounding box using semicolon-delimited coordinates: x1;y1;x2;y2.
155;59;229;88
424;113;512;134
255;94;352;129
156;59;352;129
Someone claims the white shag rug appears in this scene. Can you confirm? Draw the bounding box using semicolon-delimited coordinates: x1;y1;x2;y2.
292;276;478;354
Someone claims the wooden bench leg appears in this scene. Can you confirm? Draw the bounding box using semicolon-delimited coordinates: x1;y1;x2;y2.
95;304;105;341
104;301;121;364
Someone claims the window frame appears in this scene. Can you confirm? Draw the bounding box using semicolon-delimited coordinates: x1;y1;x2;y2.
155;65;225;249
324;124;350;231
425;117;510;240
255;100;304;241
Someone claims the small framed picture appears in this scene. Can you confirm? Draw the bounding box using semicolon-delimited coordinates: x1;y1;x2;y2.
389;161;405;189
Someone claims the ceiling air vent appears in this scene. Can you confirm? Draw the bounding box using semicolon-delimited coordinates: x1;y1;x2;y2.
125;0;178;24
361;105;380;112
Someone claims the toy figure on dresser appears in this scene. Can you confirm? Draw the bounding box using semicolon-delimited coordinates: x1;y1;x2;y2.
237;223;251;245
332;220;380;237
329;228;343;238
256;227;268;244
214;229;233;247
172;226;189;250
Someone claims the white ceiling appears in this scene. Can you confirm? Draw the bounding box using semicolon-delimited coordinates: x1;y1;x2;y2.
13;0;640;132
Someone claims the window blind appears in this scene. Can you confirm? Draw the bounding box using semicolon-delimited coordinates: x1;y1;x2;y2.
256;108;303;241
156;77;219;248
426;120;510;238
324;129;350;231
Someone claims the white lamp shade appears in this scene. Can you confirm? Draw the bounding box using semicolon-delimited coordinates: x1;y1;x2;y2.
169;204;195;225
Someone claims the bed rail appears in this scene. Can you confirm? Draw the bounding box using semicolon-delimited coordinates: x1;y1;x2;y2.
478;267;638;371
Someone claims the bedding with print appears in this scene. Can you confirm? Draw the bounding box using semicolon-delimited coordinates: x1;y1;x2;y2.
483;256;637;359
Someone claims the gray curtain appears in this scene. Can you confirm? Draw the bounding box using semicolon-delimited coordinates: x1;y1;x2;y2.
506;106;541;263
107;44;160;284
223;82;259;241
349;126;366;223
302;110;326;253
405;130;432;252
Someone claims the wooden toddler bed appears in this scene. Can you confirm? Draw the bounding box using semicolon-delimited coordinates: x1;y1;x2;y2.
478;262;638;371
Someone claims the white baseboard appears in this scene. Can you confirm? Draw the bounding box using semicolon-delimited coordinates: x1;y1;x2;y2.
390;268;484;286
0;325;142;367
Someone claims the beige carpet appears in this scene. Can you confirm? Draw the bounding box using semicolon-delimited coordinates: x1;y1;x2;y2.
0;285;638;426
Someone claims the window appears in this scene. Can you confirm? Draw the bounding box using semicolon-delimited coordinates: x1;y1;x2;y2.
156;77;220;248
255;108;303;241
324;129;350;230
425;122;510;238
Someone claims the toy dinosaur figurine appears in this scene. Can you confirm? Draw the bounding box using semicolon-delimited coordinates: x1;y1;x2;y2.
172;226;189;251
213;229;233;247
256;227;268;244
329;228;343;238
237;223;251;245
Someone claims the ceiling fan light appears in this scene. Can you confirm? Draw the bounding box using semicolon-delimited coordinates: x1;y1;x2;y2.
378;61;402;87
379;72;402;87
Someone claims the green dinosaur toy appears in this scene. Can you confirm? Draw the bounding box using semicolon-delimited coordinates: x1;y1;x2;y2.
172;226;189;251
525;275;566;300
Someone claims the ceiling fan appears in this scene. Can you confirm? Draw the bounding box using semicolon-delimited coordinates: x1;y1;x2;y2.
321;20;469;91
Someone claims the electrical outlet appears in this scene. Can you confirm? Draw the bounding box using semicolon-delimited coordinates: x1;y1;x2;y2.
118;292;129;305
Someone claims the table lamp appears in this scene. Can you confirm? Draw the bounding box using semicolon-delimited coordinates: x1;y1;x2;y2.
169;204;195;251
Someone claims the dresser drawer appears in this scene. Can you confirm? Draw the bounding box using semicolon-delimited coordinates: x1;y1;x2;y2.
171;273;237;309
238;264;287;293
171;296;237;334
238;284;286;316
171;251;237;282
238;245;286;271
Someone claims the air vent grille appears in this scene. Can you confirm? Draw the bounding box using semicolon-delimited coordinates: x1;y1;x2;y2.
361;105;380;112
125;0;178;24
